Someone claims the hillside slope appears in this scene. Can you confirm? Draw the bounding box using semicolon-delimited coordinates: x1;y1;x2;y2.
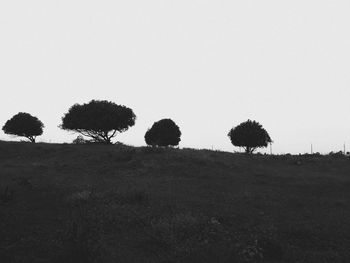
0;141;350;262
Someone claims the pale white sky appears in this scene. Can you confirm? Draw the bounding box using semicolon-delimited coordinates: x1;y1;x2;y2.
1;0;350;154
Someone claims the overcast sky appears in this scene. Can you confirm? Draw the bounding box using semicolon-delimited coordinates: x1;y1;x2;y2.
1;0;349;154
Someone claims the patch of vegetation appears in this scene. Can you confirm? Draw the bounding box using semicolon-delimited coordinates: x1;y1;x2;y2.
60;100;136;144
0;141;350;262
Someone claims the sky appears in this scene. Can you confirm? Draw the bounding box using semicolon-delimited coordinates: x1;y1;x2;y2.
0;0;350;154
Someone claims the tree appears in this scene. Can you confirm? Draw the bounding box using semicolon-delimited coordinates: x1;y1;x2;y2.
60;100;136;144
228;119;272;154
2;112;44;143
145;119;181;147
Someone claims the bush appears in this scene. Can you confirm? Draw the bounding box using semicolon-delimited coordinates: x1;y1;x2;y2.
2;112;44;143
72;135;87;144
329;151;344;158
60;100;136;144
228;120;272;154
144;119;181;147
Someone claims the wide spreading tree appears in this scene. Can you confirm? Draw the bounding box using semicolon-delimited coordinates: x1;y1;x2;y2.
60;100;136;144
145;118;181;147
2;112;44;143
228;119;272;154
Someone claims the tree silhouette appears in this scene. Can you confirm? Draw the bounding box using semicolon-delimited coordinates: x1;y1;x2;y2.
145;119;181;147
60;100;136;144
228;120;272;154
2;112;44;143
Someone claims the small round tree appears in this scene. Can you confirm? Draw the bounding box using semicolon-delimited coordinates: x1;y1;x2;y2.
2;112;44;143
228;119;272;154
145;119;181;147
60;100;136;144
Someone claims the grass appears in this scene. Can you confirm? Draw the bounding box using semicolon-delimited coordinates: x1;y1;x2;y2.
0;141;350;262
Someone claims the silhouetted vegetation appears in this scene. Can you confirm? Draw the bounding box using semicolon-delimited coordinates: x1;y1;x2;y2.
2;112;44;143
72;135;87;144
60;100;136;144
228;119;272;153
145;118;181;147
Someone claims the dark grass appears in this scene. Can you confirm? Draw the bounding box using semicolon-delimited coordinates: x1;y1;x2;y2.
0;141;350;262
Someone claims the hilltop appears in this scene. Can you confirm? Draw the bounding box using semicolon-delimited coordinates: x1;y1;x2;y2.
0;141;350;262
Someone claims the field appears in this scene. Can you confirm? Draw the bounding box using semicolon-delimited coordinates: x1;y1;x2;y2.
0;141;350;262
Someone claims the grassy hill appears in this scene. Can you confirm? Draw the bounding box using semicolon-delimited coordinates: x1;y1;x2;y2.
0;141;350;262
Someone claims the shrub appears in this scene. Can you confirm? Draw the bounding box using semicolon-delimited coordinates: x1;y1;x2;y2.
60;100;136;144
72;135;87;144
228;120;272;154
2;112;44;143
144;119;181;147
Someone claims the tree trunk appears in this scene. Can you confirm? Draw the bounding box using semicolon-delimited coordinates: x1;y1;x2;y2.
245;146;256;154
27;136;36;143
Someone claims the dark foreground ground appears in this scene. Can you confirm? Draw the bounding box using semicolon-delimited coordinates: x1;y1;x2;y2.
0;141;350;262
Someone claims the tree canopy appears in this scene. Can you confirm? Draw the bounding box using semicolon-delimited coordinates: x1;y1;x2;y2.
228;120;272;153
145;118;181;147
2;112;44;143
60;100;136;143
